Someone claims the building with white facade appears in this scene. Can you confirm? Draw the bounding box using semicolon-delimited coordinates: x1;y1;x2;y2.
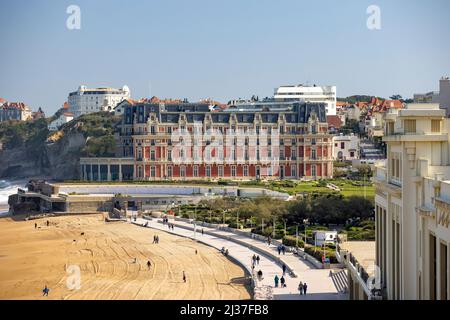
48;112;74;131
370;103;450;300
274;84;337;116
332;134;360;160
68;85;131;117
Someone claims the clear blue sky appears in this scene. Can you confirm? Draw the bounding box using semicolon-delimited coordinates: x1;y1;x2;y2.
1;0;450;114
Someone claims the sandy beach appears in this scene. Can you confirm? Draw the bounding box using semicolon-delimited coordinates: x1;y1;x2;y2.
0;214;251;300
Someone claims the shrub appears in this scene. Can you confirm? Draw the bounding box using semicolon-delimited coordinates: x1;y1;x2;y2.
282;235;304;247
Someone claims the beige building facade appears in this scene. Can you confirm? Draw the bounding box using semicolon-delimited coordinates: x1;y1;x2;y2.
374;103;450;300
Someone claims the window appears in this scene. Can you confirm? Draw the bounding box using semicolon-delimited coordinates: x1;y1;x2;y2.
206;166;211;177
404;120;416;134
311;164;316;177
311;149;316;160
231;166;237;177
218;165;224;177
291;149;297;159
193;165;199;177
167;166;173;177
151;166;156;177
340;142;345;149
180;166;186;177
291;165;297;177
150;150;155;161
244;165;249;177
167;150;172;161
137;166;143;178
431;120;441;133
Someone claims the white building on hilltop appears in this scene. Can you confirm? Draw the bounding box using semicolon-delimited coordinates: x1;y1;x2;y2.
48;112;74;131
68;85;131;118
274;84;337;116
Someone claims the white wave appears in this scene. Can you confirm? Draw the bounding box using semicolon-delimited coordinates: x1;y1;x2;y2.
0;180;27;206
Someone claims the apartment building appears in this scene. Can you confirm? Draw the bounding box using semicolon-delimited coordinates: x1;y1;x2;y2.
80;100;333;181
68;85;131;117
274;84;337;116
373;103;450;300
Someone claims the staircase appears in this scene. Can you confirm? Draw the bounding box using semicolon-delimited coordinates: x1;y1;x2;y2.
331;269;348;294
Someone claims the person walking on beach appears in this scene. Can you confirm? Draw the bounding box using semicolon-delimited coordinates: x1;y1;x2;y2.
274;275;279;288
42;285;49;296
182;271;186;283
152;235;156;244
303;282;308;295
34;223;37;229
46;220;49;227
282;264;287;275
298;281;304;295
256;255;260;265
147;260;151;269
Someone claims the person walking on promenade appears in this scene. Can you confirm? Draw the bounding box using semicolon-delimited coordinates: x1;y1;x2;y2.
201;228;204;236
282;264;287;275
42;285;49;296
267;236;272;246
256;255;260;265
298;281;304;295
282;245;286;255
303;282;308;295
274;275;279;287
257;270;263;281
280;276;286;288
182;271;186;283
252;254;257;265
277;245;281;255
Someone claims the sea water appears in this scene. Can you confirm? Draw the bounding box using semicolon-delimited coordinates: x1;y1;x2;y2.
0;179;26;214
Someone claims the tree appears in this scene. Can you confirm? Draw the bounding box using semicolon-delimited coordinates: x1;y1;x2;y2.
389;94;402;101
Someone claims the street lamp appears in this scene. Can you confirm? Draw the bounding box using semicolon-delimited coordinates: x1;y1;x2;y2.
272;217;276;238
303;219;308;248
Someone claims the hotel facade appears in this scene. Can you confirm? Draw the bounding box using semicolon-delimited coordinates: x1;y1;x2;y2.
349;103;450;300
80;100;334;181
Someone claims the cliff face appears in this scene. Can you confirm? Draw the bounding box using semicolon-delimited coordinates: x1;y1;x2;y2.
0;130;86;180
0;112;120;180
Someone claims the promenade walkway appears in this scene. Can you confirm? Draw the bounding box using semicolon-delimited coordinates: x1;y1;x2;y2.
132;217;348;300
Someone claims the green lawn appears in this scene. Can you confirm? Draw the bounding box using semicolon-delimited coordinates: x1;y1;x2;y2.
268;179;375;200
